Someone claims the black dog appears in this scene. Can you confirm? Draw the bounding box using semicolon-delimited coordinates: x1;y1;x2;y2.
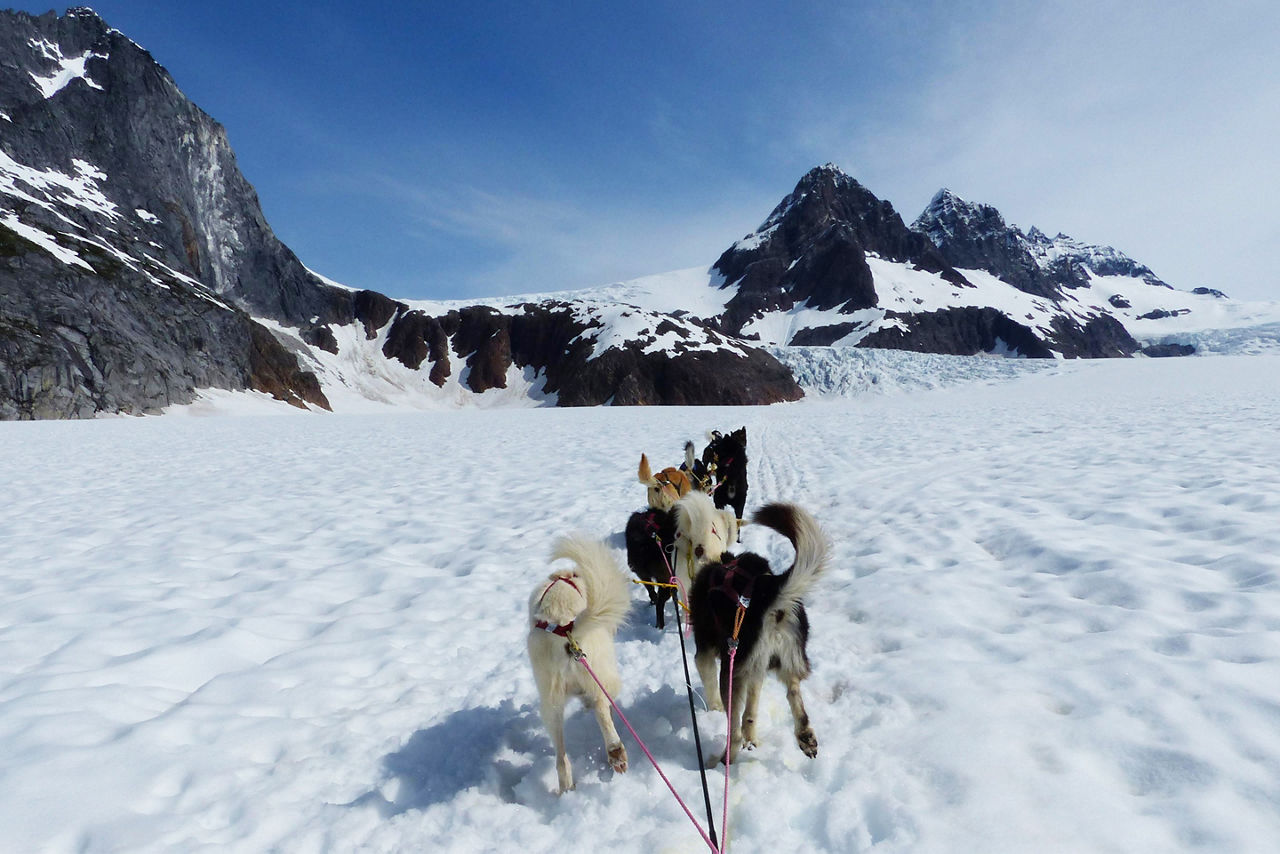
624;507;678;629
702;428;748;521
689;502;829;766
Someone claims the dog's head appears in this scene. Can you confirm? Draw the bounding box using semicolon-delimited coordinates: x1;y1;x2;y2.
638;453;693;510
532;571;587;628
673;491;739;569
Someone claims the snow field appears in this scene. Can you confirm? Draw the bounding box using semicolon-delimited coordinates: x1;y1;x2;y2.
1;355;1278;852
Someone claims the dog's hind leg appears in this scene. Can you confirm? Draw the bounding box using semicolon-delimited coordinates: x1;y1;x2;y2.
695;648;724;712
589;690;628;775
540;695;574;793
785;675;818;758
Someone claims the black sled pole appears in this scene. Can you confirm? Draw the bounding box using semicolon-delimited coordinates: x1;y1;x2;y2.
673;596;718;849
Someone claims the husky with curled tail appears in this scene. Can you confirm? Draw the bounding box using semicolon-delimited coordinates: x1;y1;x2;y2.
689;503;829;766
527;535;632;793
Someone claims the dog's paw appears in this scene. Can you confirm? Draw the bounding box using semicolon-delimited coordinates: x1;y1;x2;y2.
797;729;818;758
608;744;628;774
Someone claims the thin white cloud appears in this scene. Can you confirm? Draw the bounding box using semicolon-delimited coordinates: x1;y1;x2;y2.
817;0;1280;299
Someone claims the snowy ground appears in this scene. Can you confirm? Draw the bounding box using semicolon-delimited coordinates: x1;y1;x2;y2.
2;354;1279;853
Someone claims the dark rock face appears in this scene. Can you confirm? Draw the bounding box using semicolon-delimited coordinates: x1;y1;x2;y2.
913;189;1170;296
0;8;341;417
855;308;1054;358
1142;343;1197;358
0;9;352;325
0;224;328;418
851;306;1140;359
711;165;968;336
248;324;330;410
1047;314;1140;359
352;301;804;406
1192;287;1227;299
912;191;1064;298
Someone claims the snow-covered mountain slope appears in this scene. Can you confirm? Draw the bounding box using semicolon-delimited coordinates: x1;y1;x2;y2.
6;354;1280;851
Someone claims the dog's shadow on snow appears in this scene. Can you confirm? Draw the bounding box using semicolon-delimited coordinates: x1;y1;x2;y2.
348;699;544;816
348;683;714;818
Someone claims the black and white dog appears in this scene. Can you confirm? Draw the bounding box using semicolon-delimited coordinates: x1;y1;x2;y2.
702;428;748;522
624;506;677;629
689;503;829;766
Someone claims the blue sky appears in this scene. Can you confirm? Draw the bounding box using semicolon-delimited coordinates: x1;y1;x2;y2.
39;1;1280;301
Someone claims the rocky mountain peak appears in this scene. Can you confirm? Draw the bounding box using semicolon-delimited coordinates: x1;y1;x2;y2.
912;190;1170;295
708;165;967;334
913;188;1013;255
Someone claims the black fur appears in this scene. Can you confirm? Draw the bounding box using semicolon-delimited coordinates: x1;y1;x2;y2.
690;551;811;668
702;428;748;520
624;507;677;629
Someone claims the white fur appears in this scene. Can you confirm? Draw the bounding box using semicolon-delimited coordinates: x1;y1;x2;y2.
671;491;739;594
527;535;631;794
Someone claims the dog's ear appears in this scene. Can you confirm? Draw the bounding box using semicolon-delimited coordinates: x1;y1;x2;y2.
732;427;746;446
638;453;653;484
707;430;722;442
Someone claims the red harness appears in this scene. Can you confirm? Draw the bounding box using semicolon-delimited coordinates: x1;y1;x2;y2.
534;575;582;637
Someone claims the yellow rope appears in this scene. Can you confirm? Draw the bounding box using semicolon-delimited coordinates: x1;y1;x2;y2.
632;578;679;590
632;578;690;613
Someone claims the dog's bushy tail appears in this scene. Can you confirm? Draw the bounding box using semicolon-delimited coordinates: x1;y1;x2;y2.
752;503;829;611
550;535;631;635
637;453;653;484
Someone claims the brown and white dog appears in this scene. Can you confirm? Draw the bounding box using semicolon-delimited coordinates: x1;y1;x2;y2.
638;453;694;511
527;535;632;794
689;503;829;766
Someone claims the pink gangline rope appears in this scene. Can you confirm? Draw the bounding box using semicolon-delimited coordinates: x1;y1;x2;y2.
573;651;720;853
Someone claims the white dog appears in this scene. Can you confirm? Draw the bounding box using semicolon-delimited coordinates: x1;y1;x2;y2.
671;490;740;599
527;534;632;793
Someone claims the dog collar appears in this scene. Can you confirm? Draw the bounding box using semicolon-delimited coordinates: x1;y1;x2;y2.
535;576;582;638
535;619;575;637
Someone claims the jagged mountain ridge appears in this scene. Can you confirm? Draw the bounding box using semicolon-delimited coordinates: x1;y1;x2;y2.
913;188;1170;297
701;165;1220;358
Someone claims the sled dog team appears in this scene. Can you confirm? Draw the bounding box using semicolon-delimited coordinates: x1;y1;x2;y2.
527;428;831;794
